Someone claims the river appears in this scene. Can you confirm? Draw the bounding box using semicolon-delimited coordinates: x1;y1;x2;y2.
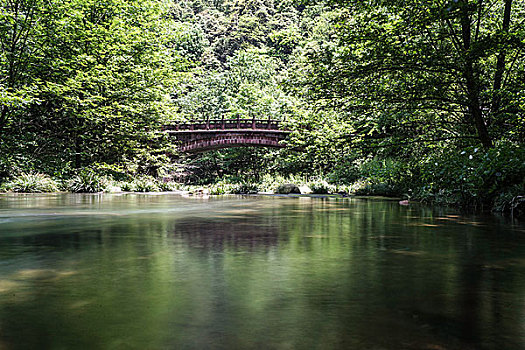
0;193;524;349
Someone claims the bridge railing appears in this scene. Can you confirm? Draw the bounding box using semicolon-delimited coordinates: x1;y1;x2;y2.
165;118;285;131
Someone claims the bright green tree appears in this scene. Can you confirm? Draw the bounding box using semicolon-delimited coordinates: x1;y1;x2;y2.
1;0;179;176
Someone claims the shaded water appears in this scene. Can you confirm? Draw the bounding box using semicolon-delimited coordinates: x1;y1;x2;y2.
0;193;524;350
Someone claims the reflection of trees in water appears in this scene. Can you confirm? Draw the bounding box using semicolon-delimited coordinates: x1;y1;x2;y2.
173;216;283;251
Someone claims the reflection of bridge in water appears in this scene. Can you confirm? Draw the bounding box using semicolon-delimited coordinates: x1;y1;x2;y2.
164;118;290;153
173;217;282;250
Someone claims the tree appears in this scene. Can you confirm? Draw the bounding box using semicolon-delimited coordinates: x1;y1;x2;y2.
295;0;525;149
0;0;43;134
1;0;178;175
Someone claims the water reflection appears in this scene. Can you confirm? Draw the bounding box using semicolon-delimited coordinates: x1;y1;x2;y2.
173;216;282;251
0;194;524;349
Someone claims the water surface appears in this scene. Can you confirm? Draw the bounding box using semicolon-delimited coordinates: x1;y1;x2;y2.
0;193;524;349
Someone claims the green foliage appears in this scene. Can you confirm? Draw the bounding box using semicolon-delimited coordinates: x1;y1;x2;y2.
3;173;59;193
356;158;409;196
232;182;259;194
308;180;332;194
127;176;160;192
295;0;525;149
207;180;247;195
415;142;525;208
258;174;285;193
493;184;525;214
209;184;227;195
353;182;402;198
1;0;524;216
1;0;178;177
157;181;179;192
327;162;360;185
67;169;108;193
119;181;135;192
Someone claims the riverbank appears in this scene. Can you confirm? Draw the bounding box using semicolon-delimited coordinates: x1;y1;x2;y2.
1;171;523;217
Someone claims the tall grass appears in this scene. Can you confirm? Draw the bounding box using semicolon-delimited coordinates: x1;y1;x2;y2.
3;173;59;193
67;169;108;193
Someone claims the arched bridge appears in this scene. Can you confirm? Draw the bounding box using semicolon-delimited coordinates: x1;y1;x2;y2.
164;118;290;153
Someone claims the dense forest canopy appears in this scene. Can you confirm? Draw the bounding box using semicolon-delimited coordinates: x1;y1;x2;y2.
1;0;524;211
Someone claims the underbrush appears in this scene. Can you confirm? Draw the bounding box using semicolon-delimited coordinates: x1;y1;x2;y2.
1;173;59;193
414;142;525;212
308;180;336;194
232;183;259;194
119;176;160;192
67;169;108;193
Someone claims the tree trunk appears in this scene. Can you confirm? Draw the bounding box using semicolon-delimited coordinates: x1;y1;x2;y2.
0;106;8;134
75;134;82;168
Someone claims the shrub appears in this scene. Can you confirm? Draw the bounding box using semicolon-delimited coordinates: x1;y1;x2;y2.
131;176;160;192
118;176;160;192
120;181;135;192
328;163;360;184
416;141;525;208
359;158;411;193
3;173;59;193
308;180;333;194
158;181;178;191
209;185;226;195
232;183;259;194
258;174;284;193
67;169;108;193
493;182;525;215
353;182;402;197
209;183;236;195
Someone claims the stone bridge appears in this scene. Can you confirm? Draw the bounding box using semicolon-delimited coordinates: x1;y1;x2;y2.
164;118;290;153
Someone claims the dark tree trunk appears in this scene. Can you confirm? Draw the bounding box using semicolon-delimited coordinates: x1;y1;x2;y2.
0;106;8;134
75;135;82;168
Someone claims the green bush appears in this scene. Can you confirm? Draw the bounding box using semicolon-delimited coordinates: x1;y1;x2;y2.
67;169;108;193
209;185;227;195
308;180;333;194
119;181;134;192
131;176;160;192
416;141;525;208
233;183;259;194
3;173;59;193
492;182;525;215
353;182;402;197
206;180;240;195
328;163;360;184
209;183;236;195
359;158;410;193
258;174;284;193
118;176;160;192
158;181;178;191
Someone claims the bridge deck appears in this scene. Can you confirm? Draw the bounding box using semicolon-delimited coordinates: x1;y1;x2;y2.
166;129;290;134
164;118;286;131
